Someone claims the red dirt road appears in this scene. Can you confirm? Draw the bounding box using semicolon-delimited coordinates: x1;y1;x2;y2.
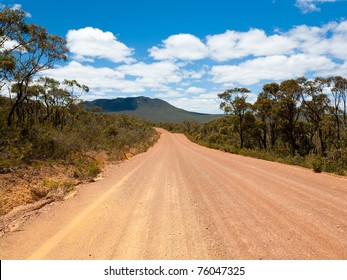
0;128;346;259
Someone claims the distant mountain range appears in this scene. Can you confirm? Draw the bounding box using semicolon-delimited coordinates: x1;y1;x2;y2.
84;96;223;123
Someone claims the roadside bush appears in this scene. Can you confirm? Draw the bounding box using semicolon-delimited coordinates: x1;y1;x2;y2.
0;96;158;177
309;155;323;173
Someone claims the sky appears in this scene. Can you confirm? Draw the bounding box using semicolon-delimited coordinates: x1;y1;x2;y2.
1;0;347;113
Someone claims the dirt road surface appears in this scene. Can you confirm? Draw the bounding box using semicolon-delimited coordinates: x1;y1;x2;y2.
0;128;346;259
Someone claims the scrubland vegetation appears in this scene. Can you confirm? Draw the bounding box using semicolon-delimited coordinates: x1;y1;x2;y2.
161;77;347;176
0;93;158;173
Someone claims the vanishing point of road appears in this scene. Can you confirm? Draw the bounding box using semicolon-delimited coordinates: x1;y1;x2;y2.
0;128;346;259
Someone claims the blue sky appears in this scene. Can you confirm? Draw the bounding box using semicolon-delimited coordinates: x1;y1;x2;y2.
1;0;347;113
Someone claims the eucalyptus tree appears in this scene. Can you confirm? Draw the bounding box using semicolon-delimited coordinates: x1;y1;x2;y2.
329;76;347;131
276;79;303;155
35;77;89;129
0;7;68;126
254;83;280;149
218;87;252;148
0;7;28;91
298;77;330;155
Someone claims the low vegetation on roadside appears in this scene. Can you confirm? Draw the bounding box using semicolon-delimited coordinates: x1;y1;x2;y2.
160;77;347;176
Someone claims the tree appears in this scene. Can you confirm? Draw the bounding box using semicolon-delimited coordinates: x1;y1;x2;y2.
54;79;89;129
324;76;345;147
0;8;68;126
298;77;330;155
275;79;302;155
330;76;347;130
218;88;251;148
35;77;88;129
0;7;28;91
254;83;280;149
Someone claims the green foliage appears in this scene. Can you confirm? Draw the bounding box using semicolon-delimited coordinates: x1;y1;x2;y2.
87;162;102;178
310;156;323;173
42;179;75;193
0;93;158;177
42;178;61;190
68;153;102;179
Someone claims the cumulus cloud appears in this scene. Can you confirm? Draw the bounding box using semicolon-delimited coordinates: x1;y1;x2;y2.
210;54;336;85
44;60;186;97
117;61;182;90
167;95;221;114
146;19;347;64
206;20;347;62
43;61;144;95
317;60;347;77
155;90;184;99
295;0;338;13
182;69;207;80
207;29;296;61
148;34;208;61
67;27;135;63
287;21;347;60
185;87;206;94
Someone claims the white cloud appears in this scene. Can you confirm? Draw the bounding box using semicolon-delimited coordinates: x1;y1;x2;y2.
295;0;338;13
11;4;22;10
185;87;206;94
168;96;221;114
182;69;206;80
149;34;208;61
66;27;135;64
207;29;296;61
210;54;336;86
287;25;328;51
43;61;144;95
317;60;347;77
204;20;347;63
117;61;182;90
2;39;18;50
44;60;186;98
288;21;347;60
155;90;184;99
206;21;347;62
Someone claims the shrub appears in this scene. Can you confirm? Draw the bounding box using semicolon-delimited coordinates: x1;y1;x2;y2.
311;157;323;173
87;162;101;178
